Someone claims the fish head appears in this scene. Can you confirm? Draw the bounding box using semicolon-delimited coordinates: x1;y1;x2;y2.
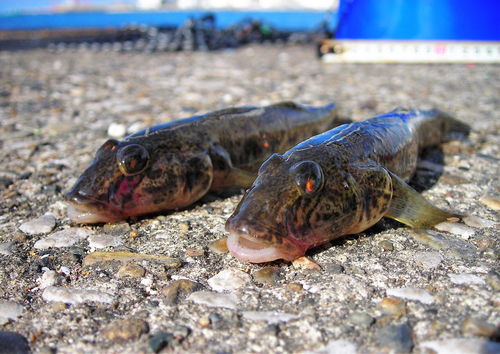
65;139;213;223
226;153;393;262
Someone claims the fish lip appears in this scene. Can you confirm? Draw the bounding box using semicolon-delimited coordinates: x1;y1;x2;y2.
225;217;304;263
65;192;124;224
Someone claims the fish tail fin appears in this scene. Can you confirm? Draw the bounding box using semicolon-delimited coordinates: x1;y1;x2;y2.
385;171;464;228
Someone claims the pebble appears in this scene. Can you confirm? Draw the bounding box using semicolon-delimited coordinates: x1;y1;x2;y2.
198;317;210;327
208;238;229;254
463;215;496;228
486;271;500;291
375;322;413;354
42;286;114;304
0;242;15;256
482;247;500;260
101;319;149;343
434;222;475;239
0;300;24;324
102;222;131;236
185;248;205;257
187;291;238;310
306;339;357;354
252;266;280;285
107;123;127;138
83;251;182;268
410;229;477;261
19;214;56;235
88;234;123;249
420;338;500;354
286;283;303;292
34;228;93;249
12;233;26;243
0;331;32;354
241;311;300;324
292;257;322;271
207;268;251;292
462;317;500;337
346;312;374;328
148;332;174;353
324;263;344;274
448;273;485;285
116;263;146;279
377;298;407;317
378;240;394;251
0;176;14;188
162;279;205;306
39;270;62;289
386;287;434;305
414;251;443;268
480;195;500;210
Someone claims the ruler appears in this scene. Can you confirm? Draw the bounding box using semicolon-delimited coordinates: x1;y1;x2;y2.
319;39;500;64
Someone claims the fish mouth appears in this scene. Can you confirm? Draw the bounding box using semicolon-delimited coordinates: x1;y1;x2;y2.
225;217;304;263
65;193;125;224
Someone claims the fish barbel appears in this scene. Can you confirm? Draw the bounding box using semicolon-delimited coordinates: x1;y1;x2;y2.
65;101;342;223
225;108;470;263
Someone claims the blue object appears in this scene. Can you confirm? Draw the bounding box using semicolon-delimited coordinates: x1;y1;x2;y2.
0;10;329;32
336;0;500;41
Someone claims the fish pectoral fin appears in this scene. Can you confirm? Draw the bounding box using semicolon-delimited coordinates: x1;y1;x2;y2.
209;145;257;192
385;171;461;228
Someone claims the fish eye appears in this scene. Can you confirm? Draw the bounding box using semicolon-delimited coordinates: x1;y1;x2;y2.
291;161;324;197
117;144;150;176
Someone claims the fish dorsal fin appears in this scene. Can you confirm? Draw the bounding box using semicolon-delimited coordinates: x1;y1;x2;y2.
385;171;461;228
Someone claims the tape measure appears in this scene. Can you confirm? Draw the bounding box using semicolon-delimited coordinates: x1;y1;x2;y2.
319;39;500;64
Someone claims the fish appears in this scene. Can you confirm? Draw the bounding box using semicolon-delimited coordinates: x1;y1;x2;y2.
65;101;343;224
225;107;470;263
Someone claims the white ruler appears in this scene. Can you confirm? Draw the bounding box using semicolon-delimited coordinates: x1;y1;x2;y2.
320;40;500;64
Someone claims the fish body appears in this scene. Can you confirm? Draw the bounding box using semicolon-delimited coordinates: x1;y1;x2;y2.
225;108;470;263
66;101;341;223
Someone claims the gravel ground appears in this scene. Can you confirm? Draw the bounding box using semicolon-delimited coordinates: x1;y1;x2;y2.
1;44;500;354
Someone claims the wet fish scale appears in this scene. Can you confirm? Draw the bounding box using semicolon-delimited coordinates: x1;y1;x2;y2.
226;108;470;263
65;101;341;223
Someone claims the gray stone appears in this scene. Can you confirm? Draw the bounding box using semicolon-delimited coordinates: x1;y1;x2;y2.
0;242;15;256
0;300;24;322
19;214;56;235
346;311;374;328
375;322;413;353
0;331;32;354
88;234;123;249
42;286;114;304
386;287;434;305
241;311;300;324
410;229;477;260
421;338;500;354
414;251;443;268
207;268;251;292
34;228;93;249
187;291;237;310
448;273;485;285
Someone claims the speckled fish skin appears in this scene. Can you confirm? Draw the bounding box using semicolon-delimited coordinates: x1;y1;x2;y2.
225;108;470;263
65;101;341;223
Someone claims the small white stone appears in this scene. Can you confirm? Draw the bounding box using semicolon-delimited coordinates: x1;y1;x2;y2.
414;252;443;268
187;291;237;310
434;222;475;239
463;216;496;228
306;339;357;354
421;338;500;354
34;228;93;249
0;242;15;256
448;273;485;285
0;300;24;321
88;234;123;249
127;121;146;134
241;311;300;324
107;122;127;138
60;267;71;276
386;287;434;305
207;268;251;292
39;270;62;289
42;286;114;304
19;214;56;235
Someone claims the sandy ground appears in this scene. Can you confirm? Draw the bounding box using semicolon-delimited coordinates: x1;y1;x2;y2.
1;44;500;353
